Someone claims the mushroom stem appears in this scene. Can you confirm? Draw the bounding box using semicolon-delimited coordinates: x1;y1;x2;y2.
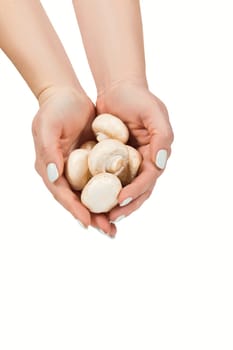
88;139;129;180
80;140;97;151
106;155;125;174
95;132;108;142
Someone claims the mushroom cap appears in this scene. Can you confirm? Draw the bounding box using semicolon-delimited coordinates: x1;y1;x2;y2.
92;113;129;144
126;145;142;182
88;139;129;181
65;149;91;191
81;173;122;213
80;140;97;151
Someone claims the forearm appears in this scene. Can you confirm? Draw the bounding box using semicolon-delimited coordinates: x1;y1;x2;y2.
0;0;82;100
73;0;148;94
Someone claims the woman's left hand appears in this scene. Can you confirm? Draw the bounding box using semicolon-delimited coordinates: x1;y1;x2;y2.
96;81;174;224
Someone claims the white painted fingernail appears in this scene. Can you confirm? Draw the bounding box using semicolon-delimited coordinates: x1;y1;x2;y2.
155;149;168;170
96;228;114;238
119;197;133;207
47;163;59;183
77;219;87;229
110;215;125;224
96;228;105;235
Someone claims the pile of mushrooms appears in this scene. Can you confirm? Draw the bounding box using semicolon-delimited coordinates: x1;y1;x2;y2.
65;114;142;213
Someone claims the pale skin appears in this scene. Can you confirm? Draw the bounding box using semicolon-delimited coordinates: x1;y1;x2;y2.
0;0;173;237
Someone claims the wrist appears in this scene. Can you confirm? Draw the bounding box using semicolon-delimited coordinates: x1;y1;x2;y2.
96;77;150;114
96;74;148;98
37;84;87;106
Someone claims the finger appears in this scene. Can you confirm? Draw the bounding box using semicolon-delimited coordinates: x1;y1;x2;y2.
50;178;91;228
109;188;153;223
117;158;157;207
36;158;91;227
91;214;117;238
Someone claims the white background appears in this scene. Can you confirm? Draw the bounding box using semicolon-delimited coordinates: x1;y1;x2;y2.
0;1;232;349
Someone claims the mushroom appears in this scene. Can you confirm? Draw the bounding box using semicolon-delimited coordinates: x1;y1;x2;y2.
65;149;91;191
92;113;129;143
81;173;122;213
80;140;97;151
88;139;129;184
126;145;142;183
65;115;142;214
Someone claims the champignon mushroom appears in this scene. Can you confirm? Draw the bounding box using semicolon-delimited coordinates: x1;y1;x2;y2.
88;139;129;184
92;113;129;144
126;145;142;183
65;149;91;191
80;140;97;151
81;173;122;213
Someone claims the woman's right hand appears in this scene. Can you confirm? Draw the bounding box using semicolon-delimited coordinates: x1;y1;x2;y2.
32;86;117;237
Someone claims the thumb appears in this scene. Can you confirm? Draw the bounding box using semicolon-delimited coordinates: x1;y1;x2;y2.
151;134;170;171
34;121;65;184
146;115;174;171
46;154;64;184
43;144;64;184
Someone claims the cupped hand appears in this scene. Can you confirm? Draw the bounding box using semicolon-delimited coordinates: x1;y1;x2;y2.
32;87;116;237
96;81;174;223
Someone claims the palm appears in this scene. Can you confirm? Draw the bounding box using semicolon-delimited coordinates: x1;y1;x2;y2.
97;84;169;160
35;91;95;160
95;83;173;223
33;89;118;236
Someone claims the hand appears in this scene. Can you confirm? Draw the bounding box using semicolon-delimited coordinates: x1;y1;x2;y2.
96;81;174;223
32;87;117;237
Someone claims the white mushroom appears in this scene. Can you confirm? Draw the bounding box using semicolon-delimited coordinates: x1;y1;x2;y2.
88;139;129;184
65;149;91;191
80;140;97;151
81;173;122;213
65;116;142;214
126;145;142;183
92;113;129;143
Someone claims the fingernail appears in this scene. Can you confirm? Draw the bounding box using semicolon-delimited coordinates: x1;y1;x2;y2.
77;219;87;229
96;228;115;238
47;163;59;183
96;228;105;235
155;149;168;170
119;197;133;207
110;215;125;224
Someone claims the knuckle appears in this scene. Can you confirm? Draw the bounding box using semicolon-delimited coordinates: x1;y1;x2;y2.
51;190;76;217
39;143;51;158
169;128;175;143
31;116;39;138
162;126;174;144
52;191;59;202
135;198;143;209
158;99;168;114
34;160;40;174
154;97;169;117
